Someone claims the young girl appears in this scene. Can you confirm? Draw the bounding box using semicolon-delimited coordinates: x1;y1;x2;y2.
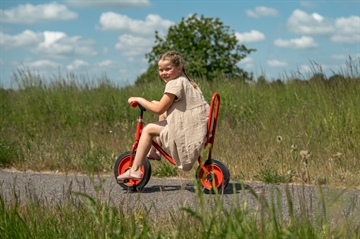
117;50;210;180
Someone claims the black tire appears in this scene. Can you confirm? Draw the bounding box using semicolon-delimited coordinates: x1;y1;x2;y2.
113;151;151;191
196;159;230;194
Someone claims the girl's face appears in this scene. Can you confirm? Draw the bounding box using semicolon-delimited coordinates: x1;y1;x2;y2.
158;60;182;83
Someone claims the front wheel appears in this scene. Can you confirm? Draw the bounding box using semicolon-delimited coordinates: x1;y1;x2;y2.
196;159;230;193
114;151;151;191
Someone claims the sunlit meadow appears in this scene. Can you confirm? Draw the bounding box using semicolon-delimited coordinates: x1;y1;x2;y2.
1;59;360;238
1;60;359;187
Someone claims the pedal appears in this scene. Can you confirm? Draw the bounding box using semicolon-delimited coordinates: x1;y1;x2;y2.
117;178;129;183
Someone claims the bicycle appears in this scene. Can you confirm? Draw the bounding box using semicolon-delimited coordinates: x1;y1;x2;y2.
113;92;230;193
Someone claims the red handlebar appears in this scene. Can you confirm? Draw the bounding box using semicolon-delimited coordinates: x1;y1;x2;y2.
130;101;138;107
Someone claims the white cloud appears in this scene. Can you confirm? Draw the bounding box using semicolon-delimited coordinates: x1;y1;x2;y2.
267;59;288;67
312;13;324;22
97;12;174;36
235;30;265;43
246;6;279;18
24;59;60;69
0;30;42;49
301;64;312;73
300;1;316;8
42;31;67;47
1;30;97;59
331;54;347;60
66;60;89;70
274;36;318;49
238;57;254;64
0;2;78;24
96;60;115;67
331;16;360;44
288;10;360;45
66;0;151;8
35;32;97;59
238;57;254;69
115;34;154;56
287;9;335;36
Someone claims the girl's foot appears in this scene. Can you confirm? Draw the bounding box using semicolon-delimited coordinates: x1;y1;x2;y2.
146;152;161;161
117;170;142;180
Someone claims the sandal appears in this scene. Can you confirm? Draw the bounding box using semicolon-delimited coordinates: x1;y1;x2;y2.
117;170;142;180
147;152;161;161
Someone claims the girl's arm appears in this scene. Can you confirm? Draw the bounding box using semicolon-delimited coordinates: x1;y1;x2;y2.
128;93;175;115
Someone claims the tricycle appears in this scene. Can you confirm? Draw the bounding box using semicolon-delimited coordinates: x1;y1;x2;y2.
114;92;230;193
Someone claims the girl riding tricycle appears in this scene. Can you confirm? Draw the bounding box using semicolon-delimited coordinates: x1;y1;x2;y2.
114;50;230;193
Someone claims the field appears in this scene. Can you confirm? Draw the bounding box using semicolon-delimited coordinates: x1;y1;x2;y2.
1;64;360;238
1;66;359;187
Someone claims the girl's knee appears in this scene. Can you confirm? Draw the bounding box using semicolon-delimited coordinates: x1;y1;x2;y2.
142;124;152;134
143;123;161;136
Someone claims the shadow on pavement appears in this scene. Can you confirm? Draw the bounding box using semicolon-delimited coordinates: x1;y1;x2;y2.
125;182;250;195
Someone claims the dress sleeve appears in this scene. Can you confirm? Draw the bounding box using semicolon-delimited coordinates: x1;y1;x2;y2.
164;79;183;101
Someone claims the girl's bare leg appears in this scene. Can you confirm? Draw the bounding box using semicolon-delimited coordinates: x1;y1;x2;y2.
117;121;163;179
147;112;166;159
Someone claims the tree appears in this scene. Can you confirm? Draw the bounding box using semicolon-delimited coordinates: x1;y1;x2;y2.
136;14;255;84
257;75;267;85
309;73;327;83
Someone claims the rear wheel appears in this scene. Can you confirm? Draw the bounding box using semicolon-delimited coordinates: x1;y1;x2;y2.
114;151;151;191
196;159;230;193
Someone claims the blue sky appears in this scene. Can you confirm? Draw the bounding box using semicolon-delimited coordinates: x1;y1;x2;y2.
1;0;359;89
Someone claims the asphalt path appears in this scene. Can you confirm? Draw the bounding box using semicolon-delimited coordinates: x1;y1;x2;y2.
1;169;359;222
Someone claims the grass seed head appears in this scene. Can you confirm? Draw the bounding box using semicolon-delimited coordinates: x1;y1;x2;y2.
332;152;342;158
300;150;311;159
287;170;295;176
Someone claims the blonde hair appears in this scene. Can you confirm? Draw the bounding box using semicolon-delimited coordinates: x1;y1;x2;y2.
158;50;199;88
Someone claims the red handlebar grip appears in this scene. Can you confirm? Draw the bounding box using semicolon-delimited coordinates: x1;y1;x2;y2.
131;101;138;107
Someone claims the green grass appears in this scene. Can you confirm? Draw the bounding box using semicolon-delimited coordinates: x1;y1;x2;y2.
1;61;360;187
153;160;178;177
0;138;23;166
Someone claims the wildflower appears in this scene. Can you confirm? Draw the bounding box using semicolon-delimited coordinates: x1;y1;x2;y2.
277;136;282;143
109;130;113;134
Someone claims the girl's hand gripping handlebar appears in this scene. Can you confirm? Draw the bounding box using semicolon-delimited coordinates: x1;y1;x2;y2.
130;101;138;107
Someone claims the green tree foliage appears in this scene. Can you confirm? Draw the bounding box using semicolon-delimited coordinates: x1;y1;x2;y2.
136;14;255;84
257;75;267;85
309;73;327;83
328;74;345;82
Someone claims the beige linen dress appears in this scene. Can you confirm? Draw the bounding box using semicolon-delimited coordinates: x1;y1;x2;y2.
160;76;210;171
